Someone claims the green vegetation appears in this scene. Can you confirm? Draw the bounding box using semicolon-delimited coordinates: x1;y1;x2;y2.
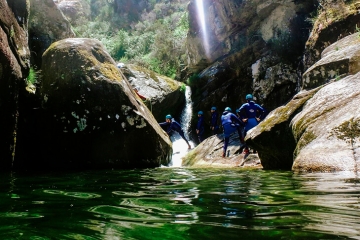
180;83;186;93
10;25;14;38
26;67;37;84
356;24;360;37
73;0;189;79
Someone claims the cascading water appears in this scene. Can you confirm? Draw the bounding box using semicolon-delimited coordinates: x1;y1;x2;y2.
168;86;194;167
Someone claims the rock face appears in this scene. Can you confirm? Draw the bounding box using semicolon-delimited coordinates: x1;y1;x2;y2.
247;32;360;172
292;72;360;172
121;64;185;121
29;0;75;67
303;33;360;89
182;134;261;168
246;88;321;170
14;38;172;170
0;0;30;169
186;0;315;115
303;0;360;70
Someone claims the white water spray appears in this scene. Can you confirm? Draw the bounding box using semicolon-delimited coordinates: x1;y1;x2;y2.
168;86;194;167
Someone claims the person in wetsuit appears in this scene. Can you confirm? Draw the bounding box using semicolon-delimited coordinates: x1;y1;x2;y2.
196;111;205;143
210;106;219;135
159;114;191;149
220;107;244;157
237;94;265;154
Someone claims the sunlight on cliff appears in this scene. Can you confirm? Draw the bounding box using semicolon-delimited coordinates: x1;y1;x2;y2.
195;0;210;58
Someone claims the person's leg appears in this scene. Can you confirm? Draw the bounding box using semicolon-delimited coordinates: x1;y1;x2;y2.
213;126;218;135
179;131;191;149
222;125;236;157
242;129;250;154
198;127;204;143
237;125;247;152
223;136;229;157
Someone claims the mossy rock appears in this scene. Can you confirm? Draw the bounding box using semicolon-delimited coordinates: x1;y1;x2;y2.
303;0;360;69
23;38;173;170
302;32;360;89
245;87;321;170
292;72;360;172
122;64;185;121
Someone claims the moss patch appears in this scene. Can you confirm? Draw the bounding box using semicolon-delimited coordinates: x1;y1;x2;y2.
294;130;317;156
131;64;180;91
258;88;319;133
330;118;360;143
306;0;359;48
182;151;198;166
293;105;336;140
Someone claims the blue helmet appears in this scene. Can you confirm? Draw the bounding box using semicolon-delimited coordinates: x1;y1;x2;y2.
225;107;231;112
211;106;216;111
246;94;253;100
198;111;203;115
165;114;172;119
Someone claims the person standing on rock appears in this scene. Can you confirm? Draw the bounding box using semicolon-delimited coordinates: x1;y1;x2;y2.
159;115;191;149
196;111;205;143
210;106;219;135
237;94;265;154
221;107;244;157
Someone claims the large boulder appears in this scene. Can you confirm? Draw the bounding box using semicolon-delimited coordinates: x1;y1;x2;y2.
29;0;75;67
245;88;321;170
14;38;172;170
292;72;360;172
0;0;30;169
248;31;360;172
182;134;261;168
302;33;360;89
121;64;185;121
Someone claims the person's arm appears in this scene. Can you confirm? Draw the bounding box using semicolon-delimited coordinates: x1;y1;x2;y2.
238;105;248;122
230;113;243;125
159;122;168;127
159;122;171;134
255;104;265;121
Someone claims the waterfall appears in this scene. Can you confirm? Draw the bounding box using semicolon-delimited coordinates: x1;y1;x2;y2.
180;86;193;140
168;86;194;167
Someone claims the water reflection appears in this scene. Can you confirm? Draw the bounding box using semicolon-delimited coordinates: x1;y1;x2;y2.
0;169;359;239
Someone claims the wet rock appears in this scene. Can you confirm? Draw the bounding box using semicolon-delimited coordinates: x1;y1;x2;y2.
121;64;185;121
246;88;320;170
29;0;75;67
15;38;172;170
302;33;360;89
0;0;30;169
182;134;262;168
